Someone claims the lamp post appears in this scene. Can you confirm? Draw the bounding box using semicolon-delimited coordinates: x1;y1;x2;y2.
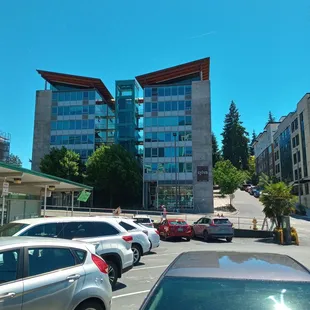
173;132;178;210
297;149;302;206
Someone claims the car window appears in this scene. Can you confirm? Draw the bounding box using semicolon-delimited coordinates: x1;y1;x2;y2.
73;249;87;263
28;247;76;277
213;219;230;225
142;276;310;309
0;249;20;284
202;218;210;224
0;223;29;236
196;218;203;224
134;218;151;224
169;221;187;226
22;223;63;238
119;221;136;231
63;221;119;239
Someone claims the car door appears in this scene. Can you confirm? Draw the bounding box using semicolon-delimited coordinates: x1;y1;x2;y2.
193;218;203;236
22;246;85;310
0;248;23;310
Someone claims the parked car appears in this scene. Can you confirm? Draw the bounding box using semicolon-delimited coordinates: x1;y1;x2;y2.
192;216;234;242
0;217;134;288
241;183;252;191
253;187;262;198
134;222;160;251
158;219;192;241
114;218;151;265
139;251;310;309
249;186;256;195
132;215;154;228
0;236;112;310
244;184;253;192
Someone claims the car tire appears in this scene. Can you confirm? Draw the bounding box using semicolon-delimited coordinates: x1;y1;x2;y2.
76;300;104;310
226;237;233;242
132;244;142;265
106;260;118;289
203;230;210;242
191;229;196;239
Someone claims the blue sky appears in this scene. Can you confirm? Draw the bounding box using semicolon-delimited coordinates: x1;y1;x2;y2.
1;0;309;168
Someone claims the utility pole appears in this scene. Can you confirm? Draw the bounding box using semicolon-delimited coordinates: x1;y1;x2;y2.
173;133;178;210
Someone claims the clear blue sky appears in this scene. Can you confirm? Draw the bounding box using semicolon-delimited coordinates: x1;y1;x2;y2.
1;0;309;168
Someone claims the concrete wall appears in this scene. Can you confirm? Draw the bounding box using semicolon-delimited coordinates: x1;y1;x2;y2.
191;80;213;213
32;90;52;171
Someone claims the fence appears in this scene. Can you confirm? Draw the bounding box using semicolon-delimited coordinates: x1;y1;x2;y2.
40;205;273;231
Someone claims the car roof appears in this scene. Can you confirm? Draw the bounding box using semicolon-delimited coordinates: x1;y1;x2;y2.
165;251;310;282
167;219;186;222
0;236;90;250
132;215;151;219
11;216;122;225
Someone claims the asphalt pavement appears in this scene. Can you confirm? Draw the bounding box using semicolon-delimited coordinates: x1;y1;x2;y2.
112;236;310;310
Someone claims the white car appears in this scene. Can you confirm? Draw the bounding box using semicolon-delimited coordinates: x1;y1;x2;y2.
132;215;154;228
115;218;151;265
0;217;134;289
0;236;112;310
135;222;160;250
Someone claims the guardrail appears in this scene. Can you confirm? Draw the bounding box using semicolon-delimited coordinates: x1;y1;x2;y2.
41;205;273;231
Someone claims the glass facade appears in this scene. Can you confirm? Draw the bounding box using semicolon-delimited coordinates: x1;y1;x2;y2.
143;81;195;209
300;112;308;177
279;126;293;183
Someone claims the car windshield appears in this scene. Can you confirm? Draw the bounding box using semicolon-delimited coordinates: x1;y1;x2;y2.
169;221;187;226
143;276;310;310
134;218;151;224
0;223;29;236
213;219;230;225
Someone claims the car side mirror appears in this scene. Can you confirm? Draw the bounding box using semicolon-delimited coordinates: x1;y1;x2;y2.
193;221;197;224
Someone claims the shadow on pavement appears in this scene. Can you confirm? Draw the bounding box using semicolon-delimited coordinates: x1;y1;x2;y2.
135;262;145;267
254;238;275;244
291;214;310;222
113;282;127;292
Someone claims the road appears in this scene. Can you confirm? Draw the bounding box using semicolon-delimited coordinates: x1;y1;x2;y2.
113;237;310;309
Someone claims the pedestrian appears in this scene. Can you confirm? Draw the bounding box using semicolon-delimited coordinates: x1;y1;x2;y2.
163;205;167;220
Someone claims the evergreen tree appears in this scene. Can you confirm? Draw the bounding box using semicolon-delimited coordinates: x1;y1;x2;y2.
221;101;249;170
268;111;276;123
212;133;221;167
249;130;257;156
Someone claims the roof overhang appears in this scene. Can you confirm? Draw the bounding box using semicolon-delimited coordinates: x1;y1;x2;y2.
0;162;92;196
135;57;210;88
37;70;114;110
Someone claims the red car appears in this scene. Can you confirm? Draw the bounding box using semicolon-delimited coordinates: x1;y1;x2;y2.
158;219;192;241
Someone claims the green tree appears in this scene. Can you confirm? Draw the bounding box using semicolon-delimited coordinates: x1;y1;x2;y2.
268;111;276;123
249;130;257;156
40;147;83;182
5;153;22;167
221;101;249;170
247;155;259;185
259;182;296;228
86;144;142;207
212;132;221;167
213;160;245;206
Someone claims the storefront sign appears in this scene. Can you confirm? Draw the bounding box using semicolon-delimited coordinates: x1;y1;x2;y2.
197;166;209;182
2;182;9;196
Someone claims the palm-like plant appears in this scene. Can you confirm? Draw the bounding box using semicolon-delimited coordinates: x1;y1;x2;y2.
259;182;296;228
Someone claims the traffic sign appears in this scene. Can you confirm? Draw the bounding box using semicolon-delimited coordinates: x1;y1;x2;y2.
2;182;9;197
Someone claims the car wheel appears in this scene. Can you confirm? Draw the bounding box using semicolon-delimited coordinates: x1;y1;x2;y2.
203;230;210;242
76;300;104;310
191;229;196;239
106;260;118;289
226;237;233;242
132;244;142;265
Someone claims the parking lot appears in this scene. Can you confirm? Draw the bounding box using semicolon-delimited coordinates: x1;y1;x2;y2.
112;237;310;309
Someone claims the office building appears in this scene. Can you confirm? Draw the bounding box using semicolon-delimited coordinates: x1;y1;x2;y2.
32;70;115;171
254;93;310;207
0;131;10;162
136;57;213;213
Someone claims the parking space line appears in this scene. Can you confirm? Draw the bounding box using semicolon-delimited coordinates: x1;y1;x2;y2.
113;290;150;299
130;265;168;271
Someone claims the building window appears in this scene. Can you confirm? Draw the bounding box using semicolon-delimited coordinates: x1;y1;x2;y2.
145;148;151;157
305;183;309;195
293;153;297;165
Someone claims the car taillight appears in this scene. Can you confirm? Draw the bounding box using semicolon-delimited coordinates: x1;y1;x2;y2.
122;235;133;243
155;230;159;235
91;254;108;274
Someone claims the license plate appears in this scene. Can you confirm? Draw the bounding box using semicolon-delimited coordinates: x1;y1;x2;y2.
178;228;183;232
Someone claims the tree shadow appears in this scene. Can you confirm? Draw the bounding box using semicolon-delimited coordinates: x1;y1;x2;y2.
291;214;310;222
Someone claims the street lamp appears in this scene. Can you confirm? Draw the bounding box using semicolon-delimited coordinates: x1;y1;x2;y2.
173;132;178;210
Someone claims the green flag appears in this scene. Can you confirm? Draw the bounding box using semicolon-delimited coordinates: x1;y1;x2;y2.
77;191;91;202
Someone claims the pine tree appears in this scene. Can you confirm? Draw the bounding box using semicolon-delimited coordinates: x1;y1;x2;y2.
221;101;249;170
268;111;276;123
249;130;257;156
212;132;221;167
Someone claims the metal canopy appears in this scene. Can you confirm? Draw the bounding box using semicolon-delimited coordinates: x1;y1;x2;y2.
0;162;92;196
